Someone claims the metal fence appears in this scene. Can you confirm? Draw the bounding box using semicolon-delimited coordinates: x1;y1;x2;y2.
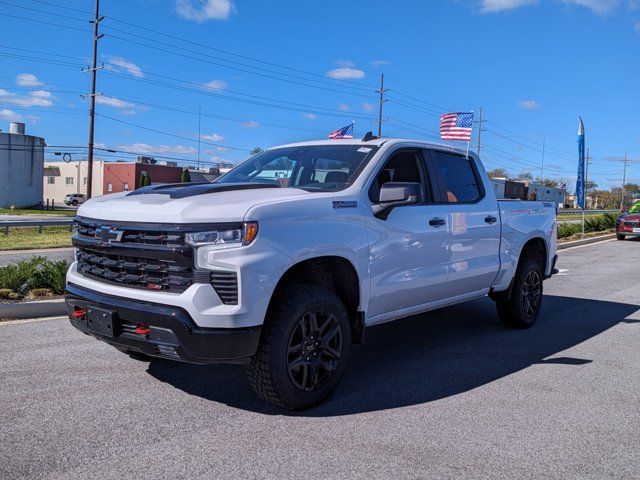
1;219;74;235
557;209;620;216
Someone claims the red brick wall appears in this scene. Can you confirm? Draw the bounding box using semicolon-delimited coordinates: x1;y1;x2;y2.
102;163;182;194
103;163;135;194
135;164;182;186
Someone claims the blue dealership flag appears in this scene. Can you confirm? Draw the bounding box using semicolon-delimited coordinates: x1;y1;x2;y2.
576;117;585;209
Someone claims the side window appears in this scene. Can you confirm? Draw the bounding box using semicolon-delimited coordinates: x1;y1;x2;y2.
368;150;429;203
430;152;482;203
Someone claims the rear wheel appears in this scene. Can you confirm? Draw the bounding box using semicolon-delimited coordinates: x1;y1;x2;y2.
247;284;351;410
496;257;543;329
72;200;78;206
616;233;626;240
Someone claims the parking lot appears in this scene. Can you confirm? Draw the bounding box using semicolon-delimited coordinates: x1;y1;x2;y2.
1;239;639;479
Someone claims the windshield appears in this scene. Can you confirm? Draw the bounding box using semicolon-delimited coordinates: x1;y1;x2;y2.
215;144;378;192
629;202;640;214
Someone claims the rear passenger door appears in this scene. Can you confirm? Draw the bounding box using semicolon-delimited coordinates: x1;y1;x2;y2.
424;149;501;297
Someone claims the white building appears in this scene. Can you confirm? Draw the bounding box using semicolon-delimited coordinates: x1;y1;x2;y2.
43;159;104;205
0;122;45;208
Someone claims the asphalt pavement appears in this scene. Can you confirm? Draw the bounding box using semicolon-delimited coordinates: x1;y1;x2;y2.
1;239;639;479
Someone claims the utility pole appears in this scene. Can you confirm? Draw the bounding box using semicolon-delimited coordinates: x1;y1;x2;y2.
376;73;388;138
84;0;104;199
540;136;546;179
197;106;202;172
621;152;628;211
476;107;485;157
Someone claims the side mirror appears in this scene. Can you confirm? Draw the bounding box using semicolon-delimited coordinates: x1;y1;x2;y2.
373;182;422;218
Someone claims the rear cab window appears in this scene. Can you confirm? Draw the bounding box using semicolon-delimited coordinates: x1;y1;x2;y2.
427;150;483;203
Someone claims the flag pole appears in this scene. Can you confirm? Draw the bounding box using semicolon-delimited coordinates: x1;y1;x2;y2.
465;140;470;159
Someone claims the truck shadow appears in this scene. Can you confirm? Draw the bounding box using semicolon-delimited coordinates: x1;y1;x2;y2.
145;294;639;416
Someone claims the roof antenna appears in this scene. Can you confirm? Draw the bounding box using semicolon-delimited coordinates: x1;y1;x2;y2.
362;131;378;142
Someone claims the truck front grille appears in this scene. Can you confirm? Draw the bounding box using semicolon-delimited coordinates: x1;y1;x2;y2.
76;247;194;293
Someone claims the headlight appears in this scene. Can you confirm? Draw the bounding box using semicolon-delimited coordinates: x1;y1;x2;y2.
187;222;259;269
185;222;258;248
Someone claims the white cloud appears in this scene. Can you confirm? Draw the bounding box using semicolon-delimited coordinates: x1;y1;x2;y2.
361;102;374;112
0;108;23;122
0;88;54;108
175;0;235;22
94;143;107;149
518;99;543;110
242;120;260;128
216;146;229;152
118;143;198;154
480;0;633;14
370;60;390;67
95;96;135;109
480;0;538;13
104;56;144;78
327;67;366;80
303;112;317;120
636;20;640;33
337;103;350;112
560;0;620;15
336;59;355;68
15;73;43;87
121;110;136;115
201;133;224;141
203;79;227;91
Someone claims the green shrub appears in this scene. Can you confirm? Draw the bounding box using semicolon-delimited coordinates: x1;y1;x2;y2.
558;213;618;239
0;257;68;296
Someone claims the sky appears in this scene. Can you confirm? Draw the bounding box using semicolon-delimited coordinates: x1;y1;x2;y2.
1;0;639;190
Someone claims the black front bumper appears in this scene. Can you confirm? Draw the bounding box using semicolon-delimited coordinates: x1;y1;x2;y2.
65;283;261;364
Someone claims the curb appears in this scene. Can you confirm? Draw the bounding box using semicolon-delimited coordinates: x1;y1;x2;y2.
0;299;67;320
558;233;616;250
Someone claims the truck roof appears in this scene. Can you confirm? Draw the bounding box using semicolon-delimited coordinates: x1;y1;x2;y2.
272;138;470;156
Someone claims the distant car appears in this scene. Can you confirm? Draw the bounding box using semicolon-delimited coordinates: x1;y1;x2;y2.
64;193;87;207
616;202;640;240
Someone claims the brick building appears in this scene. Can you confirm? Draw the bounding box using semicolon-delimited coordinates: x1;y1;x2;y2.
102;161;182;194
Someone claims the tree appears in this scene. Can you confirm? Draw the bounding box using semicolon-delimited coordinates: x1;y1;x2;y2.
487;168;509;179
515;172;533;182
180;168;191;183
250;147;264;155
534;177;559;188
139;172;151;189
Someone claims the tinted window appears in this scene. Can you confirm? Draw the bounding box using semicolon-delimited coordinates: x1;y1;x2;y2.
217;145;378;192
369;150;428;203
431;152;481;203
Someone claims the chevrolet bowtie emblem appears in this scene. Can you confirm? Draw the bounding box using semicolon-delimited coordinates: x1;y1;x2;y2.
94;226;124;244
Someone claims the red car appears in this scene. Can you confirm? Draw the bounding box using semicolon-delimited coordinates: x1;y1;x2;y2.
617;202;640;240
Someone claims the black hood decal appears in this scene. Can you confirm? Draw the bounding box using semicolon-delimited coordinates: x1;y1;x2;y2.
126;182;280;199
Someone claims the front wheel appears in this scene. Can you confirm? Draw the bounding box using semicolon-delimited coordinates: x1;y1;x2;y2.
496;257;543;329
72;200;78;206
616;233;625;240
247;284;351;410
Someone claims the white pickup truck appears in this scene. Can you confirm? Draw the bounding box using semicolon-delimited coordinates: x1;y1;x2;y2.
66;137;558;409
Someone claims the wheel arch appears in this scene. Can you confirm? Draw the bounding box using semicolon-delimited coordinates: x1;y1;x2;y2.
266;255;364;344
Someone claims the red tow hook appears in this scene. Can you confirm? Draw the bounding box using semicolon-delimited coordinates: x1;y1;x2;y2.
71;308;86;319
134;325;151;335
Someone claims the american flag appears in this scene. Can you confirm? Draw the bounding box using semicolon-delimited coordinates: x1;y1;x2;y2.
328;123;354;139
440;112;474;141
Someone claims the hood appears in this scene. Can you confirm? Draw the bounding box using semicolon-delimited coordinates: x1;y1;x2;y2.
77;183;313;223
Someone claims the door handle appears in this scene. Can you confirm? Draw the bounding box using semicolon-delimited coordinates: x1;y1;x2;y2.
429;217;446;227
485;215;498;224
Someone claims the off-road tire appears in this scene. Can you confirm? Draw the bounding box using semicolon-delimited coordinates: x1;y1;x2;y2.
496;257;544;329
616;233;625;240
246;284;351;410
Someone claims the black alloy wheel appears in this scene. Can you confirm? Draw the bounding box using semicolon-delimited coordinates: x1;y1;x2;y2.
521;269;542;320
286;309;343;392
